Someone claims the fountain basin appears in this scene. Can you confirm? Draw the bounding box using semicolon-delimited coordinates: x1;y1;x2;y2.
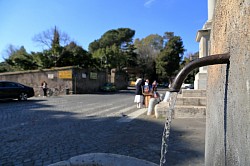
49;153;159;166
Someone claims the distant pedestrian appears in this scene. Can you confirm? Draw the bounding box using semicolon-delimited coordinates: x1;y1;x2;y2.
41;81;48;97
134;77;143;108
151;80;157;92
142;78;150;106
143;79;151;93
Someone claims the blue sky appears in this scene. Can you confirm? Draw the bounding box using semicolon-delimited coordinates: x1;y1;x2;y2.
0;0;207;62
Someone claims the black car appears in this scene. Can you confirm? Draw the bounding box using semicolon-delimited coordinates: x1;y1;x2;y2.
0;81;34;101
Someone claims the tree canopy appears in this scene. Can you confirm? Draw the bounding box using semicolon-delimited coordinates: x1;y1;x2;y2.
133;34;163;80
0;27;198;86
4;46;39;71
89;28;135;53
1;27;93;71
180;52;199;83
156;33;185;83
88;28;136;71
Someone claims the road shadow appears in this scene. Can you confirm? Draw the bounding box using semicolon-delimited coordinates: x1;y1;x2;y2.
165;118;206;165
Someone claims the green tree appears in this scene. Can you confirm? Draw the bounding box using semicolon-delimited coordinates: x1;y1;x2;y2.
89;28;135;53
88;28;135;71
1;27;99;71
50;27;62;67
58;42;93;68
123;44;138;67
156;32;185;83
32;27;94;69
33;26;70;67
180;52;199;84
0;62;10;73
5;46;39;71
30;51;54;69
134;34;163;79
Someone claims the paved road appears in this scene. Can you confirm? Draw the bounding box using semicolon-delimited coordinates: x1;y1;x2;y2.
0;92;166;166
0;90;205;166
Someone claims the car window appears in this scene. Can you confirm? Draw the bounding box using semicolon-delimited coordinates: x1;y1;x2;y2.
5;82;18;87
16;83;24;88
0;82;4;87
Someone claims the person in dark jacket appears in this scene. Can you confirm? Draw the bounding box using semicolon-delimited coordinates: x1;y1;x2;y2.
41;81;48;97
134;77;143;108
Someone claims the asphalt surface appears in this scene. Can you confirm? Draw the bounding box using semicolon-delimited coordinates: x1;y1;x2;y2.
0;92;205;166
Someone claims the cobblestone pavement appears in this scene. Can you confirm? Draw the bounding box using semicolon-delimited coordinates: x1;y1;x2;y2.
0;94;166;166
0;93;205;166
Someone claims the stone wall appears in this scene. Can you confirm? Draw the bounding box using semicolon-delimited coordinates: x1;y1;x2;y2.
206;0;250;165
0;67;127;96
71;68;106;94
0;67;73;96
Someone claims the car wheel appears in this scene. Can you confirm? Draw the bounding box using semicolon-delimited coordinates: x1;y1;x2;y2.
18;92;28;101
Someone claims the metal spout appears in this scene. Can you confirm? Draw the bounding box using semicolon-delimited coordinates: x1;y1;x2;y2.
169;53;230;92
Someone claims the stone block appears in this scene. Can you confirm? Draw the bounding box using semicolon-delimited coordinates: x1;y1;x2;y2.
181;89;206;97
176;97;206;106
174;106;206;118
155;102;169;119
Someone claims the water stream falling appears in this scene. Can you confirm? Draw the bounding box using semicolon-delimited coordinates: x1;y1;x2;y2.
159;92;178;166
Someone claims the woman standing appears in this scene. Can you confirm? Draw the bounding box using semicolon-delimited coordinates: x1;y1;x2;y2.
134;77;143;108
41;81;48;97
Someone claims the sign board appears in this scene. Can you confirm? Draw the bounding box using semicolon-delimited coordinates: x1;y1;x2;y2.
58;70;72;79
48;74;54;79
82;73;87;78
90;72;97;79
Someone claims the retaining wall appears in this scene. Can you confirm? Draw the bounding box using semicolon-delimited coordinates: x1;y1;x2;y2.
0;66;127;96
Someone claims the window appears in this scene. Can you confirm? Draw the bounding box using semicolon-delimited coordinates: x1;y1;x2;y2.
5;82;18;87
